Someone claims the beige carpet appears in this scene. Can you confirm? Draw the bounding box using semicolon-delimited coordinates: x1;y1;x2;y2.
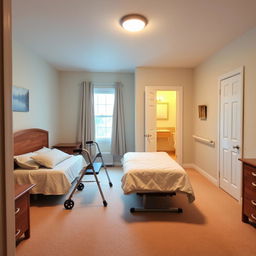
16;168;256;256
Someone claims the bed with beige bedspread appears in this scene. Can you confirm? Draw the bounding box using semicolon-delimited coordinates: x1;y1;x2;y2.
14;155;86;195
122;152;195;203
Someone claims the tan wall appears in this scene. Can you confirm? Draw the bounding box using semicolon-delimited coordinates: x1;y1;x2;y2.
58;71;135;152
193;27;256;179
12;41;59;146
135;67;193;163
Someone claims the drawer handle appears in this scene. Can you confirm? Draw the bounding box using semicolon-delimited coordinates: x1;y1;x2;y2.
252;182;256;187
15;229;21;237
251;200;256;206
252;172;256;177
251;214;256;221
15;208;20;215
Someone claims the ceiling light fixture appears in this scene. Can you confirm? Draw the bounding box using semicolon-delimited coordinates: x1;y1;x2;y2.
120;14;148;32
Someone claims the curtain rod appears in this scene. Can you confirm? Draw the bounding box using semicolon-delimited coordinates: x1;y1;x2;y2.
93;82;123;87
81;81;124;88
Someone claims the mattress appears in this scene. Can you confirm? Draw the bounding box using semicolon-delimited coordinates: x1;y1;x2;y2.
14;155;86;195
122;152;195;203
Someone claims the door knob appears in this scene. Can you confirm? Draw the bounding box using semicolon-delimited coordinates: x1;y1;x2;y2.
233;145;240;150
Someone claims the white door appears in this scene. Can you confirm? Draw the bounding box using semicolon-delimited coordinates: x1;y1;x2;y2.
219;72;243;200
145;87;157;151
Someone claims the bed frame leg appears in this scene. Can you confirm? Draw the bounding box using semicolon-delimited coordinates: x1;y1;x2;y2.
130;193;183;213
130;207;183;213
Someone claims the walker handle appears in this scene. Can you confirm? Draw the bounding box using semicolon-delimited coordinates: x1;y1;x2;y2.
85;141;94;145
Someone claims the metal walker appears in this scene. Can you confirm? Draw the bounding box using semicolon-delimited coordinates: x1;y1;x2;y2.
64;141;113;209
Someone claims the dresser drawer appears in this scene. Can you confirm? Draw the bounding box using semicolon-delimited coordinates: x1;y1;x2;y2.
243;198;256;223
243;164;256;193
15;184;35;242
243;164;256;181
15;194;28;216
243;175;256;194
15;195;29;240
244;185;256;201
15;210;29;239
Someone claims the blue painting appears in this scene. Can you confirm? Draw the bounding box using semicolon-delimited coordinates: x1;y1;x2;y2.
12;86;29;112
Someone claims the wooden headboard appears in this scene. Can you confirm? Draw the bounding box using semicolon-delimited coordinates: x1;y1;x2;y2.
14;128;49;155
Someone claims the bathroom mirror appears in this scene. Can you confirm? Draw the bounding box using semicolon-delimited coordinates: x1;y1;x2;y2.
157;103;169;120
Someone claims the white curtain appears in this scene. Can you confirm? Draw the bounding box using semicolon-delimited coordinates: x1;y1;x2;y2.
78;81;95;148
111;83;126;156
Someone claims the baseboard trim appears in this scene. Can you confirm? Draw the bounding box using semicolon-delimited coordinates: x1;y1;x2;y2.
182;163;194;169
183;163;218;187
113;162;122;167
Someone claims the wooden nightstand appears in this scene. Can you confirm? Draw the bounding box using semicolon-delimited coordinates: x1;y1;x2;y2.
53;142;82;154
15;184;35;241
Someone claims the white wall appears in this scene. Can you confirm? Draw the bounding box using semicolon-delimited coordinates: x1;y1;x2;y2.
12;41;59;146
58;71;135;152
135;67;193;163
193;27;256;179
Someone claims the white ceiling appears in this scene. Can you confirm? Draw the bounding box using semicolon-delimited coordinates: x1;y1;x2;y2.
12;0;256;72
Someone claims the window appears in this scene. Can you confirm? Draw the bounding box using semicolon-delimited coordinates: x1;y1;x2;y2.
94;88;115;152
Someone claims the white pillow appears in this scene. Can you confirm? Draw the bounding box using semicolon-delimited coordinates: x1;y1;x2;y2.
34;147;51;154
14;152;40;170
31;148;72;168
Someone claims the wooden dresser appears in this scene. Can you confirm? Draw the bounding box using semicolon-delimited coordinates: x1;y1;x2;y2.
239;158;256;225
15;184;35;241
53;142;82;154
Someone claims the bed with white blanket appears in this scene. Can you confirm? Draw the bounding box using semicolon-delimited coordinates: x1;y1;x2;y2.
122;152;195;212
14;128;86;195
14;155;85;195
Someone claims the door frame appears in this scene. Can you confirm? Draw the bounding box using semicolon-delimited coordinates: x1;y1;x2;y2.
145;85;183;164
217;67;244;200
0;0;15;255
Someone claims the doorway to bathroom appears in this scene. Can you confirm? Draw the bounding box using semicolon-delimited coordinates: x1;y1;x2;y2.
156;91;176;159
144;86;183;164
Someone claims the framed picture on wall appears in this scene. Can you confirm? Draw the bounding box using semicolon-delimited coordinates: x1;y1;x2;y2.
12;86;29;112
198;105;207;120
157;103;169;120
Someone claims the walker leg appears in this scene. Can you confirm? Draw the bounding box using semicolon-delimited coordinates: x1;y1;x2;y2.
67;167;86;200
99;155;113;187
91;166;108;207
104;166;113;187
